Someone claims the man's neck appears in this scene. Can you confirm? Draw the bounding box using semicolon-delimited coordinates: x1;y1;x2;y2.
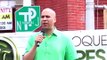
45;29;53;36
44;27;55;36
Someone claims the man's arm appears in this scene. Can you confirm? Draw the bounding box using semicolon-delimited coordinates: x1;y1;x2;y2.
23;44;37;60
23;34;44;60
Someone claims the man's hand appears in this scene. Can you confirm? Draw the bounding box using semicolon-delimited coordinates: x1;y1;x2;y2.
35;35;45;47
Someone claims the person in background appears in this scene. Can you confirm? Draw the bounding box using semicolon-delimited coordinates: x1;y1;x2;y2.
23;8;77;60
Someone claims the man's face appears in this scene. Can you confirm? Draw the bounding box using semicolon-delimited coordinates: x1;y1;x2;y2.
41;10;56;29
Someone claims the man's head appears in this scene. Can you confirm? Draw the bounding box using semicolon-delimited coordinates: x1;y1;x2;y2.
41;8;56;30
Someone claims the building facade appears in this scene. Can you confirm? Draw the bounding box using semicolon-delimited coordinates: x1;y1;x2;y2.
34;0;85;31
34;0;107;31
95;0;107;29
0;0;107;32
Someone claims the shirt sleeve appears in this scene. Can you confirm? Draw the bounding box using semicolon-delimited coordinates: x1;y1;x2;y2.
65;38;77;60
25;34;36;53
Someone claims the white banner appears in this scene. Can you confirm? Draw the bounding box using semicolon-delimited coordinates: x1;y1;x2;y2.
0;7;13;30
63;30;107;60
0;29;107;60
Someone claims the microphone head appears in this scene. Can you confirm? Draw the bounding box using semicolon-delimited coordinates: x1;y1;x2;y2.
41;28;46;36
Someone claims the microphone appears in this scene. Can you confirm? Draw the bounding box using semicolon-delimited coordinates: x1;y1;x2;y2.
41;28;45;36
36;28;45;47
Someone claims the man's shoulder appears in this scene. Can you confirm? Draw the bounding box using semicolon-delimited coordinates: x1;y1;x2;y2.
29;32;40;39
56;30;69;39
54;29;64;36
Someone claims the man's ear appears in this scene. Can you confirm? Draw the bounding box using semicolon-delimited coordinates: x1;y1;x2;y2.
54;18;56;23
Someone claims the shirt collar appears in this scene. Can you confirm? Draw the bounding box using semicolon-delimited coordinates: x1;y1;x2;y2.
39;28;60;37
52;28;59;37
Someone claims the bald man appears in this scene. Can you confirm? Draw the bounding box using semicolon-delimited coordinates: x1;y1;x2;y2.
23;8;77;60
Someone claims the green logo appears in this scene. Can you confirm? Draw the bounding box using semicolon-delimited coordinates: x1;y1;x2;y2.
0;37;19;60
15;6;41;32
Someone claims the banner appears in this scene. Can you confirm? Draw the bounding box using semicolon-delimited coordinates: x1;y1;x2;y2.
63;30;107;60
0;7;13;30
0;30;107;60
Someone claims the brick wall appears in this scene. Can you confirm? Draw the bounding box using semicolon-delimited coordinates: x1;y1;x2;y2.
67;0;85;30
35;0;85;31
